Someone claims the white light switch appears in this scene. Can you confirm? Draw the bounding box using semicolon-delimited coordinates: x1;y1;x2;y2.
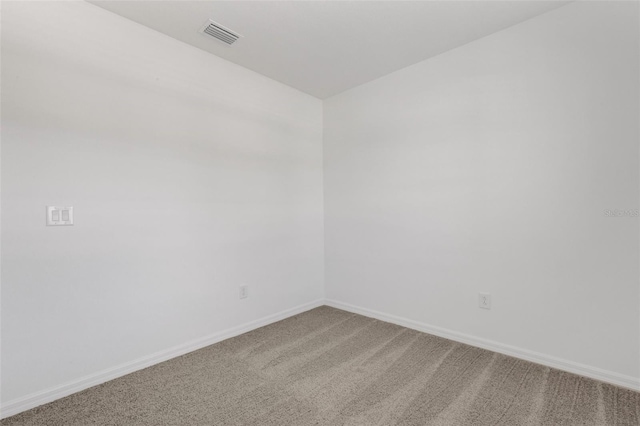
47;206;73;226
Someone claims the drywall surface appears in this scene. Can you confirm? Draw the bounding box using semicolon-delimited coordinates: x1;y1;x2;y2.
324;1;639;383
1;1;323;404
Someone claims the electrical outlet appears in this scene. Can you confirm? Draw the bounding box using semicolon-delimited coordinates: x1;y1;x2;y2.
479;293;491;310
239;285;248;299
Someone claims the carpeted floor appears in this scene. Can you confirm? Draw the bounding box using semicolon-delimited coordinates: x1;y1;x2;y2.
2;306;639;425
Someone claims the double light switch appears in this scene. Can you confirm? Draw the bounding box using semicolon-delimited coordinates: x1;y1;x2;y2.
47;206;73;226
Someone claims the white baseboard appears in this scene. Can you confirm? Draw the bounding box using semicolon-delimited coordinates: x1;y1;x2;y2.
325;299;640;392
0;299;324;420
3;297;637;420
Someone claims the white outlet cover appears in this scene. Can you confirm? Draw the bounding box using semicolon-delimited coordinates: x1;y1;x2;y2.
239;286;248;299
47;206;74;226
479;293;491;310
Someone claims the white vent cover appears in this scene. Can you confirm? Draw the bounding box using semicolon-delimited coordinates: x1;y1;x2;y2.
199;20;241;46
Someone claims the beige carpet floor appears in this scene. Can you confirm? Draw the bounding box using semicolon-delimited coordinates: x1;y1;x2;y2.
2;306;639;425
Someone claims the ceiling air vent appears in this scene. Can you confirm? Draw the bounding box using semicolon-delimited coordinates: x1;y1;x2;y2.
199;20;241;46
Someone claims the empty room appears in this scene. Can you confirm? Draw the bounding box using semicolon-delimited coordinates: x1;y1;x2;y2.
1;0;638;424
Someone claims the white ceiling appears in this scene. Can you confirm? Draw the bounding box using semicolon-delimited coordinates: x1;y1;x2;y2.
90;1;571;99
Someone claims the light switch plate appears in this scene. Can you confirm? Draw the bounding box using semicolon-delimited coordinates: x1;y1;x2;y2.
47;206;73;226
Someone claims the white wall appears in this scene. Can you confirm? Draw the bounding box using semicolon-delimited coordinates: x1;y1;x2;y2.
324;1;639;386
2;0;639;413
1;1;323;405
